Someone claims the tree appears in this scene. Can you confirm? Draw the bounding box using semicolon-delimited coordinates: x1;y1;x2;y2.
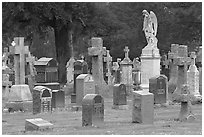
3;2;95;83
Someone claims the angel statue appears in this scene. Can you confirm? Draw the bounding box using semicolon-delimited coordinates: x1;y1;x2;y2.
142;10;158;47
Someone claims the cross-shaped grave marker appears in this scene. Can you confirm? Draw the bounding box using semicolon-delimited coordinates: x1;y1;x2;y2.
172;45;191;100
104;50;113;85
88;37;107;94
9;37;29;85
124;46;130;59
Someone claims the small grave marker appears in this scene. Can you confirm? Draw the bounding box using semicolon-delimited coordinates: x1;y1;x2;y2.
132;90;154;124
25;118;53;131
82;94;104;126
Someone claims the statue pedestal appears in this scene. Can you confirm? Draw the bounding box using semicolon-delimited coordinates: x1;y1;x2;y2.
140;45;160;90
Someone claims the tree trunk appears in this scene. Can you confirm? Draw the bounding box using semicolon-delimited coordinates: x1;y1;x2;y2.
54;25;71;84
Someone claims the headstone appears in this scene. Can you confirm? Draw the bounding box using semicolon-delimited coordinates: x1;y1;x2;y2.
104;50;113;86
132;58;141;90
71;59;88;103
33;86;52;114
149;75;168;104
25;51;37;93
132;90;154;124
51;90;65;109
167;44;179;94
112;62;120;84
176;85;195;122
140;10;160;90
195;46;202;95
187;52;201;98
66;57;75;84
9;37;29;85
76;74;95;105
112;84;128;109
120;46;133;94
82;94;104;126
88;37;107;95
25;118;53;131
161;54;170;79
34;57;58;83
172;45;191;101
5;85;33;112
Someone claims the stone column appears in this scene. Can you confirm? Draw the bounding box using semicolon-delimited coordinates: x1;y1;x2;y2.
140;44;160;91
120;46;133;94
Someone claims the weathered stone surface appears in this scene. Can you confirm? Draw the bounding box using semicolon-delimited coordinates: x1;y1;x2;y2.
120;46;133;94
149;75;168;104
9;37;29;85
76;74;95;105
51;90;65;108
7;85;32;102
132;90;154;124
88;37;108;96
82;94;104;126
33;86;52;114
25;118;53;131
140;45;160;90
113;84;127;106
66;57;75;84
187;52;201;98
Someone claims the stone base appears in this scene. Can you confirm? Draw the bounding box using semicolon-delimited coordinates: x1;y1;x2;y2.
5;101;33;112
8;84;32;102
112;105;129;110
71;105;82;111
25;118;53;131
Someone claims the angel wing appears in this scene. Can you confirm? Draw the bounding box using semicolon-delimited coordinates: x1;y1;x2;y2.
150;11;158;36
142;10;150;31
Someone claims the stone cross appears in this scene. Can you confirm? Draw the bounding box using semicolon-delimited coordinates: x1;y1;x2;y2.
177;84;195;122
124;46;130;59
9;37;29;85
167;44;179;94
104;50;113;85
172;45;191;100
88;37;107;94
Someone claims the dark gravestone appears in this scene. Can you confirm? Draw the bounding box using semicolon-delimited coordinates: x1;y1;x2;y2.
82;94;104;126
132;91;154;124
71;60;88;103
51;90;65;108
149;75;168;104
34;57;58;83
113;84;127;105
33;86;52;114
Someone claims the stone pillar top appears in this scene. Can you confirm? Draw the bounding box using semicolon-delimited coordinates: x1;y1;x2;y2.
124;46;130;59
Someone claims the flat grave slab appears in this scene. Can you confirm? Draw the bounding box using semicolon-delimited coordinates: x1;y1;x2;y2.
25;118;53;131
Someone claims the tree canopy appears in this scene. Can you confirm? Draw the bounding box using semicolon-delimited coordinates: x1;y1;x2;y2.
2;2;202;83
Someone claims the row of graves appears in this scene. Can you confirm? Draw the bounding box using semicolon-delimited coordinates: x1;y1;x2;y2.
2;22;202;132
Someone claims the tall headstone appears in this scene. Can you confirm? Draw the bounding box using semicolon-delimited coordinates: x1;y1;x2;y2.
132;58;141;90
88;37;107;95
187;52;201;98
71;59;88;103
172;45;191;101
120;46;133;94
167;44;179;94
6;37;32;112
66;57;75;84
104;50;113;86
9;37;29;84
112;62;120;84
195;46;202;95
141;10;160;90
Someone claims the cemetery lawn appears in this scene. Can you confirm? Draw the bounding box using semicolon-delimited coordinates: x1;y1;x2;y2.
2;96;202;135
